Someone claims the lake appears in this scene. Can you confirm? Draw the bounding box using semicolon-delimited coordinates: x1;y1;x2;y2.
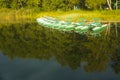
0;22;120;80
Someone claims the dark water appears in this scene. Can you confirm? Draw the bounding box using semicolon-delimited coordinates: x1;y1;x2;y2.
0;22;120;80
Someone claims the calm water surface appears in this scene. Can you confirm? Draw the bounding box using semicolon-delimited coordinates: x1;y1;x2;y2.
0;22;120;80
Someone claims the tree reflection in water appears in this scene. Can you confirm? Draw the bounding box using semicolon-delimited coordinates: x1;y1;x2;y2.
0;22;120;74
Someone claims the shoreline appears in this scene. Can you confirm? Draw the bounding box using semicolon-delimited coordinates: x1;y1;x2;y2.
0;9;120;23
0;20;120;24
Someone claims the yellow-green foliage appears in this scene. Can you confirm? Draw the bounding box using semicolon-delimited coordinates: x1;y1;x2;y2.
36;10;120;22
0;8;120;23
0;8;37;23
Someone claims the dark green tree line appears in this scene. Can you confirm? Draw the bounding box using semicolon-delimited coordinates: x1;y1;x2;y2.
0;0;119;11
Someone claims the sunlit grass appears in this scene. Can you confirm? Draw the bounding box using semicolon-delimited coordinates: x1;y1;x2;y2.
0;8;120;23
0;8;36;23
36;10;120;22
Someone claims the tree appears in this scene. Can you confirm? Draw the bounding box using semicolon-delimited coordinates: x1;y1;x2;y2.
85;0;107;9
26;0;40;8
10;0;27;9
0;0;12;8
68;0;80;10
50;0;67;11
42;0;52;11
79;0;86;9
107;0;112;10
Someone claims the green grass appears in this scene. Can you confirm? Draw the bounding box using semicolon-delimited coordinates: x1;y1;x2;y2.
0;8;120;23
37;10;120;22
0;8;37;23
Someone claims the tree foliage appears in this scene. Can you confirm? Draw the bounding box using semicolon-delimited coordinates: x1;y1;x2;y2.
85;0;107;9
0;0;118;11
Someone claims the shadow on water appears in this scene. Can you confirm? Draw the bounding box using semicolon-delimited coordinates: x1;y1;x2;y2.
0;22;120;80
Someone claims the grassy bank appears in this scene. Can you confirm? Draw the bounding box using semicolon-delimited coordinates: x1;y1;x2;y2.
0;8;37;23
0;8;120;23
36;10;120;22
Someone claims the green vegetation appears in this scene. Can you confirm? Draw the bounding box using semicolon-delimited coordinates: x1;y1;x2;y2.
0;0;120;74
0;9;120;23
0;0;119;10
0;23;120;73
39;10;120;22
0;0;120;23
0;8;36;23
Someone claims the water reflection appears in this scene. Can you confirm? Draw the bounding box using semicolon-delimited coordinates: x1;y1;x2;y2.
0;22;120;80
